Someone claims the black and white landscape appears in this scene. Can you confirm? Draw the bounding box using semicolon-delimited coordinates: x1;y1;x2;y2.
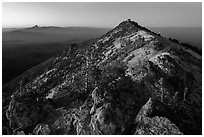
2;2;202;135
2;26;110;85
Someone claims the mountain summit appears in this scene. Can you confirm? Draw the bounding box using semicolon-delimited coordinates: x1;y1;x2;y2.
32;25;39;28
3;20;202;135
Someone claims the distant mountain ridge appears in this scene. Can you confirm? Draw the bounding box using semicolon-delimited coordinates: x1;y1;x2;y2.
3;26;110;43
3;19;202;135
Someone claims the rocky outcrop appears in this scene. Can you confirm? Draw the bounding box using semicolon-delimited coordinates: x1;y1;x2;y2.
89;103;121;134
135;116;183;135
134;98;183;135
6;98;43;131
6;91;56;134
32;124;55;135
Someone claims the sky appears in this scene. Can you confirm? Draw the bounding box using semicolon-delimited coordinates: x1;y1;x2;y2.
2;2;202;28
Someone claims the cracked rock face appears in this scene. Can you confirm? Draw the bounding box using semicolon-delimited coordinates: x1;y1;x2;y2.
6;97;43;131
134;98;183;135
90;103;117;134
3;20;202;135
135;116;183;135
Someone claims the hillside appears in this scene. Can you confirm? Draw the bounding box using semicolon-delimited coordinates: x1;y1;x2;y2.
2;19;202;135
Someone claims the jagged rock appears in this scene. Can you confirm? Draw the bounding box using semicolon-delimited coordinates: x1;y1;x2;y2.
6;98;43;131
89;103;117;134
135;98;153;122
33;124;55;135
134;98;183;135
135;116;183;135
6;94;55;133
90;87;104;114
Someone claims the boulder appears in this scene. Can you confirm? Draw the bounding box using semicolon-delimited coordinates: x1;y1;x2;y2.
6;98;43;131
89;103;117;134
6;94;55;133
134;98;183;135
135;116;183;135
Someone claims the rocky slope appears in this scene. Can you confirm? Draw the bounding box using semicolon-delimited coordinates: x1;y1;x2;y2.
2;19;202;135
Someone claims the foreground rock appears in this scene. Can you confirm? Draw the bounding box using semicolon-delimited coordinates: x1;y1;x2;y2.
33;124;55;135
134;98;183;135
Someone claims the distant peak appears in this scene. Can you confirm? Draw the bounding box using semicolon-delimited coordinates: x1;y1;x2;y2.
29;25;60;29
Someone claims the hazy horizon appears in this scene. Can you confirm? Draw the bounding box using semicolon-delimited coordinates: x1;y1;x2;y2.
2;2;202;28
2;26;202;29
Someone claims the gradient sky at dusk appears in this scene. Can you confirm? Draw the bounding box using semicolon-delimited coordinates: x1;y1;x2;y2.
2;2;202;28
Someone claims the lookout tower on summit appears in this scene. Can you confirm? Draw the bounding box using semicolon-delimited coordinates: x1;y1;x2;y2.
32;25;39;28
126;19;139;26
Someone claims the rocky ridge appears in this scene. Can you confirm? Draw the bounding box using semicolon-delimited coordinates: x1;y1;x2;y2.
3;19;202;135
